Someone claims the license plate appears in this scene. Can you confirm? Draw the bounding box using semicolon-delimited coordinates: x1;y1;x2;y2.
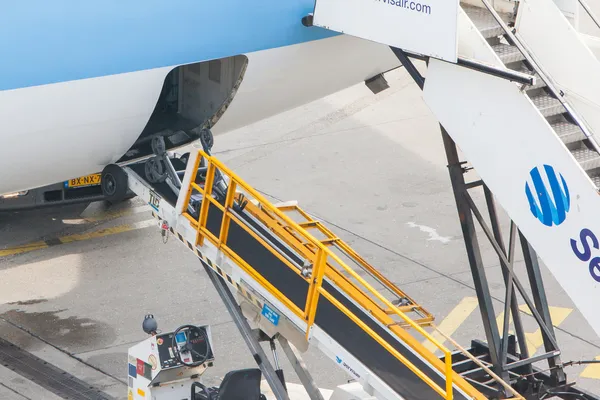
64;173;101;188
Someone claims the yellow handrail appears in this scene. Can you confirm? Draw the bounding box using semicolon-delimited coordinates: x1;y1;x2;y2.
182;151;480;400
256;203;432;322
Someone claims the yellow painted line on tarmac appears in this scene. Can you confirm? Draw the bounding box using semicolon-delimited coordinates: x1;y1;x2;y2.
496;311;515;336
495;305;572;355
0;241;49;257
59;220;156;244
422;297;479;353
580;355;600;380
82;205;151;222
0;219;157;257
518;304;572;355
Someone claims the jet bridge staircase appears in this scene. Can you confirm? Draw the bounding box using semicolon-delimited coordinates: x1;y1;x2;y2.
418;0;600;342
457;0;600;181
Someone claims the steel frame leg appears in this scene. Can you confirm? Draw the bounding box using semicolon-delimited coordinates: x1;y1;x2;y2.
203;262;290;400
442;129;566;385
483;186;533;378
441;128;509;386
277;336;326;400
520;234;566;385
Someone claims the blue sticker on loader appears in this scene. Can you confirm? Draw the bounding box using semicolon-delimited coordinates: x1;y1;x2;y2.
128;363;137;378
261;304;280;326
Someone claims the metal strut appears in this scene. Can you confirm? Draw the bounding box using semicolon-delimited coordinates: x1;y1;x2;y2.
277;336;326;400
440;127;510;392
202;262;290;400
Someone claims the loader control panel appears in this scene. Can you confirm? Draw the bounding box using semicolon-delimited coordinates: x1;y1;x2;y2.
156;325;214;369
128;321;215;399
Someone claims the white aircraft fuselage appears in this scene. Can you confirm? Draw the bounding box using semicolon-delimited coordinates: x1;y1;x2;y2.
0;1;400;195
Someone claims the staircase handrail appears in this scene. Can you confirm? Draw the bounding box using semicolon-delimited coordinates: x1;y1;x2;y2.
578;0;600;32
480;0;600;156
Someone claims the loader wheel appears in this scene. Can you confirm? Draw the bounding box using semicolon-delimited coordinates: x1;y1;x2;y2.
101;164;128;204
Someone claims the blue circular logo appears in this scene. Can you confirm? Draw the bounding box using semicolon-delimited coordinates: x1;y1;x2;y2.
525;165;570;227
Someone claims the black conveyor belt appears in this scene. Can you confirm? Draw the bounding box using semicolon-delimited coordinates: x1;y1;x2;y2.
204;202;467;400
137;173;468;400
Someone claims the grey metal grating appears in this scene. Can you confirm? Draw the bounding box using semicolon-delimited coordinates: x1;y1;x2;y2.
571;147;600;171
0;337;114;400
462;4;507;39
551;121;585;144
491;43;526;64
531;93;565;117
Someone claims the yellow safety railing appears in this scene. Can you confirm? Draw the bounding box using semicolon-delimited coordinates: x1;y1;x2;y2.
181;151;485;400
256;203;434;326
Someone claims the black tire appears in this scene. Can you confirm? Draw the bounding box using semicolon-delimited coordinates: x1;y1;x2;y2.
179;152;190;165
101;164;128;204
200;129;214;150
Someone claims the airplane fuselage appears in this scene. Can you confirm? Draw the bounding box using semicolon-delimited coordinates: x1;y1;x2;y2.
0;1;400;195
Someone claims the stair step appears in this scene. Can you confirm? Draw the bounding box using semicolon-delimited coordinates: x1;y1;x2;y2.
551;121;586;144
571;147;600;171
462;4;506;39
531;93;565;117
517;65;546;90
492;43;526;64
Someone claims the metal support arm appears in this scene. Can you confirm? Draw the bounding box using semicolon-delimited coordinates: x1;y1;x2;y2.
278;336;326;400
202;262;290;400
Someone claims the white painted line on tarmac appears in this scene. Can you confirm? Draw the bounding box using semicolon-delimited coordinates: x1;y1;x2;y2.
406;222;452;243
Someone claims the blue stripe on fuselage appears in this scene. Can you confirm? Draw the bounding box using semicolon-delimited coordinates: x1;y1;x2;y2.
0;1;337;91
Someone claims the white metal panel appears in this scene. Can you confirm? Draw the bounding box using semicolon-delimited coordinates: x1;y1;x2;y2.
516;0;600;142
552;0;579;26
423;58;600;337
580;32;600;59
312;0;459;62
577;0;600;36
553;0;578;15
